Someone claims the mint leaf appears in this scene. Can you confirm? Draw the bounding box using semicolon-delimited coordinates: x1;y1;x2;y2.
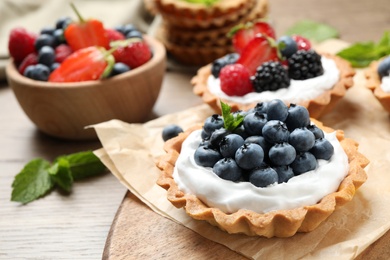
337;31;390;67
56;151;106;180
48;158;73;193
11;159;54;204
220;101;244;131
285;20;339;42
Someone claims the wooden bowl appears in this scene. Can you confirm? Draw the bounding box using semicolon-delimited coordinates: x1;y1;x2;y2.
6;35;166;140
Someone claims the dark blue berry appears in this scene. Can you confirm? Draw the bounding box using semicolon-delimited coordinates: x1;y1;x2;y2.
310;138;334;160
291;152;317;175
111;62;131;76
38;46;55;67
249;166;278;187
50;62;60;72
274;165;294;183
243;112;268;136
307;124;325;139
235;143;264;170
211;53;239;78
285;103;310;131
35;34;56;50
232;124;249;139
194;145;222;167
126;30;143;39
267;99;289;121
244;135;272;154
56;16;72;30
40;26;55;35
209;128;231;148
213;158;242;181
53;29;66;45
277;35;298;58
378;56;390;78
219;134;244;158
262;120;290;144
162;124;183;141
268;142;296;166
251;102;269;114
203;114;224;134
24;64;50;81
121;24;138;35
288;127;315;152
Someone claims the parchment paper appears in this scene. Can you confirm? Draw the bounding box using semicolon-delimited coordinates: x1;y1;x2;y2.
92;67;390;259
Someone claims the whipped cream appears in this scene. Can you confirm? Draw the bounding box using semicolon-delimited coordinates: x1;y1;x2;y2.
173;129;349;214
207;56;340;104
380;76;390;92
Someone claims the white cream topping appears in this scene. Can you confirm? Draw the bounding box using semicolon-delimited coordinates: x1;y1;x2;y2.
173;129;349;214
380;76;390;92
207;56;340;104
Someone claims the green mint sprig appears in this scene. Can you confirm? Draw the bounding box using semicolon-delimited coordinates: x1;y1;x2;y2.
285;19;339;43
220;101;244;131
11;151;107;204
337;31;390;68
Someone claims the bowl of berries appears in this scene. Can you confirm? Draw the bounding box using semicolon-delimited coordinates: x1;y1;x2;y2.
6;4;166;140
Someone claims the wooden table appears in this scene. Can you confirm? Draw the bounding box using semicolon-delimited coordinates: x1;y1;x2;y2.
1;0;389;259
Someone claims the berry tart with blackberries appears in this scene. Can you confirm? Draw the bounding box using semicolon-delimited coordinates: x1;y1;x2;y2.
157;100;368;238
366;55;390;113
192;20;355;118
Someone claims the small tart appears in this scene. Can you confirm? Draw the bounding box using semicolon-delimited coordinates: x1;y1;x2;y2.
365;60;390;113
192;53;355;118
153;0;257;29
156;120;369;238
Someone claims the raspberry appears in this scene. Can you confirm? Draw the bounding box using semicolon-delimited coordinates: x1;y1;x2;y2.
113;40;152;69
55;44;73;63
291;35;311;51
250;61;290;92
18;53;38;75
287;50;324;80
106;28;125;42
219;63;254;96
8;27;37;63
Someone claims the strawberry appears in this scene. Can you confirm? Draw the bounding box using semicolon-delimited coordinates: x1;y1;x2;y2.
236;35;279;75
219;64;253;96
230;21;276;54
55;44;73;63
64;3;110;51
8;27;37;63
49;46;114;82
291;35;311;50
18;53;38;75
106;28;125;42
112;39;152;69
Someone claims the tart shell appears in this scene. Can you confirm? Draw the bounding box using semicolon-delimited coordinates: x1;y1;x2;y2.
156;120;369;238
365;60;390;113
191;53;355;118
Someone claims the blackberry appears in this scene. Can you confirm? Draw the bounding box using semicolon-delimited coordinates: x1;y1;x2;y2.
211;53;239;78
250;61;290;92
287;49;324;80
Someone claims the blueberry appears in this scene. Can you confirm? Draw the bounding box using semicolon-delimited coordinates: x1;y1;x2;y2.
291;152;317;175
35;34;56;50
203;114;224;135
211;53;239;78
249;166;278;187
126;30;143;39
285;103;310;131
209;128;231;148
232;124;249;139
235;143;264;170
273;165;294;183
56;16;72;30
310;138;334;160
38;46;55;67
262;120;290;144
268;142;296;166
266;99;289;121
378;56;390;78
277;35;298;58
251;102;269;114
50;62;60;72
245;135;272;154
40;26;55;35
288;127;315;152
162;124;183;141
24;64;50;81
53;29;66;45
243;112;268;136
111;62;131;76
213;158;242;181
194;145;222;167
219;134;244;158
307;124;325;139
122;24;138;35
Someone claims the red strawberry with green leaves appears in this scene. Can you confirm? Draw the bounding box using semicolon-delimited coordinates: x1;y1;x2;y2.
229;21;276;54
236;35;280;75
48;46;114;82
8;27;37;63
112;39;152;69
219;63;254;96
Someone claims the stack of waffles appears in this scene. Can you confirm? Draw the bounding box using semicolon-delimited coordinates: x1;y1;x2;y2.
144;0;269;66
